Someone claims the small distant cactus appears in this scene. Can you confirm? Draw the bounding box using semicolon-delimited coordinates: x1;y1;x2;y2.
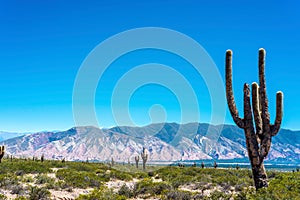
141;147;148;171
135;156;139;169
62;158;65;163
201;162;205;169
192;162;196;167
0;146;5;163
111;157;115;166
236;164;240;170
213;161;218;169
41;154;44;163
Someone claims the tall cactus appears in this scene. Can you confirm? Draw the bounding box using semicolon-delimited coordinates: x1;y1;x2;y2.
0;146;5;163
141;147;148;171
225;48;283;189
135;155;139;169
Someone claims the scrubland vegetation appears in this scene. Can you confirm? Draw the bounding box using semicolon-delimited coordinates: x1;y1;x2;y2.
0;158;299;199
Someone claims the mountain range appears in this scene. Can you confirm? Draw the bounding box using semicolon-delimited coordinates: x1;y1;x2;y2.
1;123;300;163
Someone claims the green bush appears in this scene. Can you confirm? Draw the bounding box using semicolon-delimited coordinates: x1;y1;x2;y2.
118;184;133;198
35;174;55;185
56;168;104;188
165;190;192;200
15;197;27;200
134;178;172;197
29;186;51;200
109;169;133;181
207;190;232;200
0;194;7;200
10;184;25;195
76;186;126;200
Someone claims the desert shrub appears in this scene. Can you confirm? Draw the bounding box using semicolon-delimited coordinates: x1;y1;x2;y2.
165;190;192;200
35;174;55;185
206;190;232;200
29;186;51;200
55;180;71;189
118;184;133;198
148;171;154;177
156;167;197;188
193;193;205;199
170;175;194;188
109;169;133;181
66;162;98;172
234;187;256;200
21;175;34;183
0;174;19;190
190;181;214;191
15;170;24;176
268;170;277;179
76;186;126;200
182;167;199;176
10;184;25;195
95;168;106;174
56;168;104;188
15;197;27;200
234;182;248;192
48;160;67;168
0;194;7;199
132;171;149;179
134;178;171;196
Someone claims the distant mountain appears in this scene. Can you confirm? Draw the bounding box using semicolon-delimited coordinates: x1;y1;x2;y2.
2;123;300;162
0;131;31;142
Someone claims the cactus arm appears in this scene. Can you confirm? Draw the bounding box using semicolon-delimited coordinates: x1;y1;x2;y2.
258;48;271;130
225;50;245;128
243;84;253;124
252;83;263;138
271;91;283;136
258;48;272;160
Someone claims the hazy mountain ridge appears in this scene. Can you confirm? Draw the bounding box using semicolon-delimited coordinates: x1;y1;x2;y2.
0;131;31;142
2;123;300;162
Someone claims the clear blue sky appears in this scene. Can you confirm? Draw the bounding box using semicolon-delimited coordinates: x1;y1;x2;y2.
0;0;299;132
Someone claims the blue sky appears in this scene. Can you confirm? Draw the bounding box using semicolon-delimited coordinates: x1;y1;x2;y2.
0;0;299;132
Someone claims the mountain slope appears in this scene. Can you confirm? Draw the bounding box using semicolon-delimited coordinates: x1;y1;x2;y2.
2;123;300;162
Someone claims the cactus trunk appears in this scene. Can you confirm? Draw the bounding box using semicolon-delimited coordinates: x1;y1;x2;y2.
225;49;283;190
